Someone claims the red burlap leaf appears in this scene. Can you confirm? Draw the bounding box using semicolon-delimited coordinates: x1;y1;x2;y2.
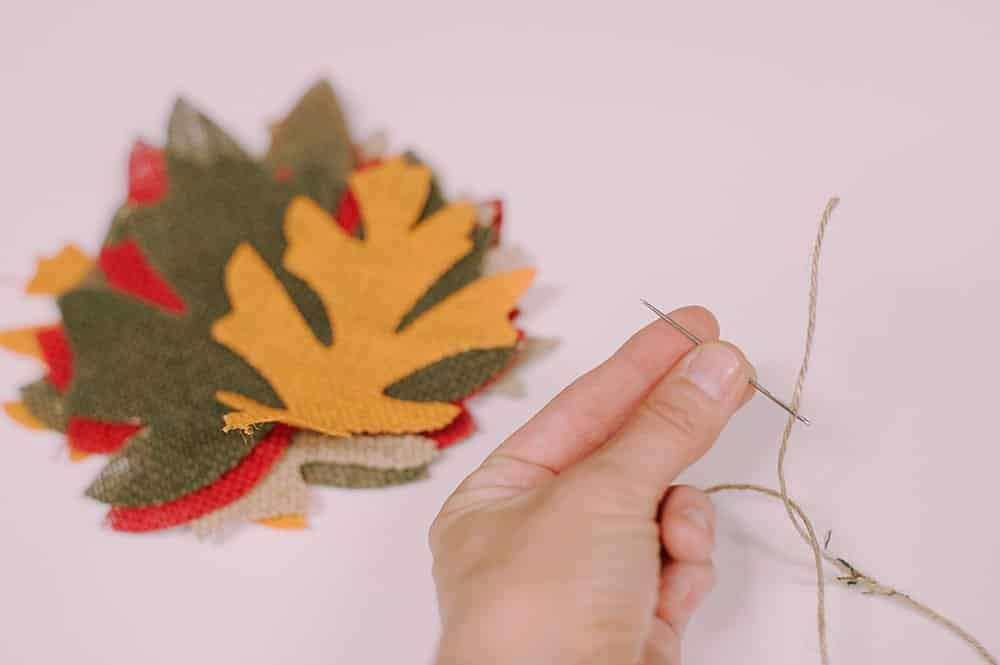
330;159;384;235
36;326;73;391
98;240;186;314
107;425;293;532
272;166;293;183
127;141;168;205
333;187;362;236
67;417;142;454
427;404;476;449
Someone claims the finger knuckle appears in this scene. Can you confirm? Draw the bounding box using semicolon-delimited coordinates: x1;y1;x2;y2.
641;385;706;444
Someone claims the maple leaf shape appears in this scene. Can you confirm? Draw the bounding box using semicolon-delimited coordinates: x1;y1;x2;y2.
60;286;281;505
212;157;534;437
54;99;333;506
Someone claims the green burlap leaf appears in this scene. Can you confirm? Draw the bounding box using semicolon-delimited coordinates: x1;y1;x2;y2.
167;98;250;165
405;151;446;221
386;347;515;403
300;462;428;488
265;80;354;211
420;174;446;221
20;379;67;431
105;203;146;246
124;156;333;344
60;288;281;506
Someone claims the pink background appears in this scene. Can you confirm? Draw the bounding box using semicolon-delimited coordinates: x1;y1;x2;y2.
1;1;997;663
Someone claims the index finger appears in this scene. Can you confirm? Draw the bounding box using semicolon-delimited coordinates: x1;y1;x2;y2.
490;306;720;473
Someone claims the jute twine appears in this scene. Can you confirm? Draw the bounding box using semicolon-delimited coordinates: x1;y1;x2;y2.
704;199;997;665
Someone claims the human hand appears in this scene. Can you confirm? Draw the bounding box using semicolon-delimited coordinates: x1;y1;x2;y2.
430;307;754;665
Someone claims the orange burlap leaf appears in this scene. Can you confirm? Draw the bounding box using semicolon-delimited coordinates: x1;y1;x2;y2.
211;156;534;437
255;514;308;530
0;326;47;361
68;448;91;463
3;401;47;430
26;245;92;295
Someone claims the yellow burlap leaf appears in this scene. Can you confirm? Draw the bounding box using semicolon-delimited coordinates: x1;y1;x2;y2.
3;401;47;430
26;244;92;295
212;156;534;437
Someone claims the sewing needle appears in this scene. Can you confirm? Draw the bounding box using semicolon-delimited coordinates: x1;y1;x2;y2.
640;299;811;426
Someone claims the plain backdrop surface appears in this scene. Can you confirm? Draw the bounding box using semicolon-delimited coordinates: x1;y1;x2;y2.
1;1;998;663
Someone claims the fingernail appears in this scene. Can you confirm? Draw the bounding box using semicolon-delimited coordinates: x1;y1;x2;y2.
682;507;716;548
682;507;710;535
683;343;743;400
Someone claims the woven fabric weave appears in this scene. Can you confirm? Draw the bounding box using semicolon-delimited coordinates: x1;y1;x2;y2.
211;159;532;437
190;432;437;538
107;425;293;532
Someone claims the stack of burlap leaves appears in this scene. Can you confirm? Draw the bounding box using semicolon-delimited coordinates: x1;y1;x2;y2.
0;80;552;538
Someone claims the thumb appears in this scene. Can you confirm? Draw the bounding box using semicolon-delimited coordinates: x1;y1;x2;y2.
566;341;753;510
